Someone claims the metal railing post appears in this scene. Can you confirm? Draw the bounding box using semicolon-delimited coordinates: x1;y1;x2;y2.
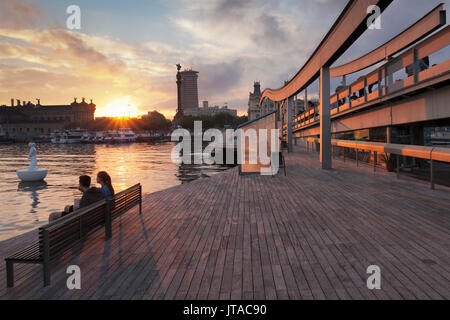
139;185;142;215
430;159;435;190
374;151;377;172
397;154;400;179
356;149;359;167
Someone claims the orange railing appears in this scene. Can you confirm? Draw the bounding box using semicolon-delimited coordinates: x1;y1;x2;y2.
293;24;450;130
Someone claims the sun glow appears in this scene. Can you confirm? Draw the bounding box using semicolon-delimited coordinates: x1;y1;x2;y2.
105;98;139;118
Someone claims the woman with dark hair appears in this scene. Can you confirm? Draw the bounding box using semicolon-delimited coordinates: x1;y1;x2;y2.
97;171;115;198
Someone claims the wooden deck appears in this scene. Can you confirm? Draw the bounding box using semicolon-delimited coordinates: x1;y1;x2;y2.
0;147;449;300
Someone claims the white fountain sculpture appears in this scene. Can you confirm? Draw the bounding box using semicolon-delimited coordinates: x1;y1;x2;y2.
16;142;48;182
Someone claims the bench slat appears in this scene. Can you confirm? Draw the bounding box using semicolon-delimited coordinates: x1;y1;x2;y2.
5;243;41;262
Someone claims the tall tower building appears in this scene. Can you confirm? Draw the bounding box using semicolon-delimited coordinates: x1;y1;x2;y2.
180;69;199;111
248;81;262;121
174;66;200;123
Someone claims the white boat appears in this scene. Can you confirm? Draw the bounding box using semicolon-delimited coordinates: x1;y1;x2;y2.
104;130;118;144
114;128;137;143
50;131;63;144
51;129;85;144
93;131;104;144
81;132;92;143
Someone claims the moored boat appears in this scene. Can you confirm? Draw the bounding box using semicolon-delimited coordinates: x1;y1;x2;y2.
51;129;85;144
114;128;137;143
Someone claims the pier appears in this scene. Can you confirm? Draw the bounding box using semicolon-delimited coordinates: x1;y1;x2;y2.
1;147;449;300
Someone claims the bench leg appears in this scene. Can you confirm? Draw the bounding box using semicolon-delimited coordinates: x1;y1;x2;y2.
139;185;142;215
6;261;14;288
43;261;51;287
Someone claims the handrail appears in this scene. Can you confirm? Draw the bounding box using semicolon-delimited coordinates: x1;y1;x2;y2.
238;110;276;129
330;4;446;77
260;0;393;103
303;137;450;162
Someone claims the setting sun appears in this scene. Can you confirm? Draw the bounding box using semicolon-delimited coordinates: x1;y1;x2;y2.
104;98;139;118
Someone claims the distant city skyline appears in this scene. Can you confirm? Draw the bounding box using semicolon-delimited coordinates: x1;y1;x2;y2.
0;0;447;118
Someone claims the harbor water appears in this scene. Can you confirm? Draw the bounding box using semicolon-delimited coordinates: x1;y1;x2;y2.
0;142;231;241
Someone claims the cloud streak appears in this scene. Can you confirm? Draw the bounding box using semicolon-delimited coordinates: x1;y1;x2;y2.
0;0;445;117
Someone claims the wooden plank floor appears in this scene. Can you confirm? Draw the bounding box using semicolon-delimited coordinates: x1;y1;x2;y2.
0;146;449;300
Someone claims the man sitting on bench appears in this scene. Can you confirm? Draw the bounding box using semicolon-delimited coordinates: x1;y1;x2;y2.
48;175;103;222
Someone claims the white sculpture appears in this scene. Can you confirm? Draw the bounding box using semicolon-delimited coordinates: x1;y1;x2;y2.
16;142;48;182
28;142;37;170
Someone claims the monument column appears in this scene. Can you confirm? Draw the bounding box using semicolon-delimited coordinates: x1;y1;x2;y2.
174;64;183;122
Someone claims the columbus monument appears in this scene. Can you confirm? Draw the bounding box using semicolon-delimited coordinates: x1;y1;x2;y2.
173;64;183;123
173;64;200;124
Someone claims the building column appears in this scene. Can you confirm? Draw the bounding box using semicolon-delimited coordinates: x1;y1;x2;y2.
385;56;394;95
304;88;308;111
287;97;293;153
294;95;298;116
320;65;332;169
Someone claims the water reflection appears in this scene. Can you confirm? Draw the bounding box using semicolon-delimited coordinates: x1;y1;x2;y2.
176;152;231;183
0;142;231;241
17;181;48;216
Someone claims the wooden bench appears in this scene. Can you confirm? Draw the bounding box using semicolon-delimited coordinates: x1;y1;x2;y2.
5;183;142;288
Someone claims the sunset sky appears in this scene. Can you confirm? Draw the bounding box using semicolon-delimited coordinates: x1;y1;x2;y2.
0;0;447;118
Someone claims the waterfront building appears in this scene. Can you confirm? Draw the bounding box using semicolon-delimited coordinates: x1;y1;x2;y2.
180;69;200;111
247;82;262;121
174;65;200;122
174;65;238;119
184;101;237;117
0;98;95;140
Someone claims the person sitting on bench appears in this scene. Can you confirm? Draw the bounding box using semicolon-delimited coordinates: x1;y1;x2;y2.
48;175;103;222
96;171;115;198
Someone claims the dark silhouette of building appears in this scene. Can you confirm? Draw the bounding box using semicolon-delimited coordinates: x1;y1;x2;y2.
174;64;200;123
0;98;96;139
